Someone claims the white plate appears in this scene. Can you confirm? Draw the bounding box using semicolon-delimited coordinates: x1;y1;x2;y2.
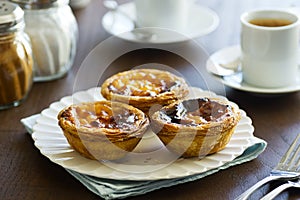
32;87;255;181
207;45;300;94
102;2;219;44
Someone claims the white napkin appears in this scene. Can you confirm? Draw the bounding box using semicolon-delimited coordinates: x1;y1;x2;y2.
21;114;267;200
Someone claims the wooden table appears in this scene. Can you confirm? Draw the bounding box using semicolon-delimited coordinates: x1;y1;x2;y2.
1;0;300;199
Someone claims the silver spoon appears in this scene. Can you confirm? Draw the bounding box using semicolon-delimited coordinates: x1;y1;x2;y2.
219;57;241;72
207;57;241;77
103;0;138;28
103;0;156;41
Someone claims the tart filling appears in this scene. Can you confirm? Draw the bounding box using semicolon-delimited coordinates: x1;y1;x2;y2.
107;70;182;97
160;98;234;126
151;98;241;158
61;102;141;132
58;101;149;160
101;69;189;113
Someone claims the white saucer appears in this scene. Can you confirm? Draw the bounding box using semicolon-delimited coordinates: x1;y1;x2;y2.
207;45;300;94
102;2;219;44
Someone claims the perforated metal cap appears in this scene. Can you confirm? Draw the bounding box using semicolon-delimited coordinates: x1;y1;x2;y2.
0;1;24;33
9;0;65;9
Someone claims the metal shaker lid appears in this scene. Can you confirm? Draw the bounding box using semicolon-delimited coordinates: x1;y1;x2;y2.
0;1;24;33
9;0;67;9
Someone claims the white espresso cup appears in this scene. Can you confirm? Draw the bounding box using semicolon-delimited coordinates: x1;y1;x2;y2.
134;0;192;31
240;10;300;88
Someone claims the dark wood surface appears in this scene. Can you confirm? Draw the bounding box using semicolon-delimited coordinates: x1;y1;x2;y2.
1;0;300;199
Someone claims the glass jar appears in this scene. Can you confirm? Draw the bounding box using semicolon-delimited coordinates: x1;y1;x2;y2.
10;0;78;82
0;1;33;110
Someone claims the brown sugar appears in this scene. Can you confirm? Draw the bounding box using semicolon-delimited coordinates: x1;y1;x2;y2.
0;33;33;108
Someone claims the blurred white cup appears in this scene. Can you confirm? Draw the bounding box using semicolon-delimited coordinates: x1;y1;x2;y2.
134;0;193;31
240;9;300;88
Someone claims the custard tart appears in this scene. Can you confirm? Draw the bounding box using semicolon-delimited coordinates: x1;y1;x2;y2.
57;100;149;160
151;97;241;158
101;69;189;114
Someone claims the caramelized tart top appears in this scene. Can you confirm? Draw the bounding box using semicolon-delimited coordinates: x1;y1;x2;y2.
107;70;181;97
101;69;189;98
58;101;149;134
155;98;240;127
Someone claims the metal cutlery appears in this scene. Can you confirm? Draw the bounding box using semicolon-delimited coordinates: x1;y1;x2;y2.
206;57;241;77
103;0;138;28
219;57;241;72
260;179;300;200
103;0;156;41
235;134;300;200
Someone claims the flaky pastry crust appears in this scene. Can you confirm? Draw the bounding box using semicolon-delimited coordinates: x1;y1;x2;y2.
101;69;189;114
151;97;241;158
57;101;149;160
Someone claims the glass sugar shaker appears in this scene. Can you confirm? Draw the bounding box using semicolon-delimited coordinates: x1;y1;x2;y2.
10;0;78;82
0;1;33;110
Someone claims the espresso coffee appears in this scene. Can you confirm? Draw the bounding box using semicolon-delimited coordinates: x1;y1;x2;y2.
249;18;293;27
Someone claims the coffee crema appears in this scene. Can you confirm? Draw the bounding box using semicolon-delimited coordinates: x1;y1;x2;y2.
249;18;293;27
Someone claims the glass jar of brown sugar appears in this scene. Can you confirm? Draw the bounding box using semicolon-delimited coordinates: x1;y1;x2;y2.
0;1;33;110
